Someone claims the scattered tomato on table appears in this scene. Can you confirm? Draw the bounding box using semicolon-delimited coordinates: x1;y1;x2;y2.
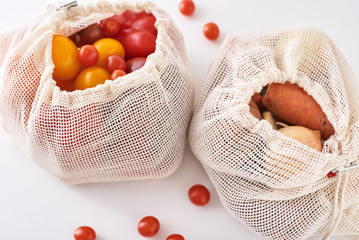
167;233;185;240
73;226;96;240
179;0;195;16
203;22;220;40
188;184;211;206
137;216;160;237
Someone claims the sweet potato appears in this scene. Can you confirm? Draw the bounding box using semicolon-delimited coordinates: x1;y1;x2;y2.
249;99;262;120
251;92;265;110
261;82;335;140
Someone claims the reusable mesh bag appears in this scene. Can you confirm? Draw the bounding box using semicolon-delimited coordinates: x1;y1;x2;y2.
0;0;194;184
189;26;359;240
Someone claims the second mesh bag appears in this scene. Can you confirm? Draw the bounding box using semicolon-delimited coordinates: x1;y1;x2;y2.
0;1;194;184
189;26;359;239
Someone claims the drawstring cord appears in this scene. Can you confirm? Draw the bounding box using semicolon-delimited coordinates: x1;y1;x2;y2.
322;170;349;240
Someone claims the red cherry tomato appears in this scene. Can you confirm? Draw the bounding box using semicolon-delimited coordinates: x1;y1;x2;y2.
73;226;96;240
105;55;126;73
131;14;157;35
55;79;75;92
79;23;105;46
115;29;156;60
203;22;220;40
188;184;210;206
126;57;146;73
101;18;121;35
78;45;99;67
137;216;160;237
112;10;145;29
179;0;195;16
110;69;126;80
166;234;185;240
69;32;81;47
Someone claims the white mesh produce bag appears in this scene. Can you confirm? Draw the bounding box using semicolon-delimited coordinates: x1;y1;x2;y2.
189;26;359;240
0;0;194;184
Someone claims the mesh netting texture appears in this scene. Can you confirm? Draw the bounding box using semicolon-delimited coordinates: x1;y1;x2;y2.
0;1;194;184
189;26;359;240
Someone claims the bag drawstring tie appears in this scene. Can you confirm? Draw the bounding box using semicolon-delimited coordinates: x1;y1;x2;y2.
323;161;357;240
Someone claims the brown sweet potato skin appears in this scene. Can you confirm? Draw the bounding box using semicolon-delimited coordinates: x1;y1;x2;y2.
262;82;335;140
249;99;262;120
251;93;265;110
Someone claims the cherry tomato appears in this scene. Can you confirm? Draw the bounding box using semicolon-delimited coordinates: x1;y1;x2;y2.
80;23;105;46
166;234;185;240
131;14;157;35
126;57;146;73
137;216;160;237
113;10;147;29
203;22;220;40
73;226;96;240
78;45;99;67
75;66;110;90
52;35;80;82
188;184;210;206
115;29;156;60
69;32;81;47
101;18;121;35
110;69;126;80
55;79;75;92
179;0;195;16
105;55;126;73
93;38;125;67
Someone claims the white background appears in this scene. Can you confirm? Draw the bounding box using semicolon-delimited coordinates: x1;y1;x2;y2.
0;0;359;239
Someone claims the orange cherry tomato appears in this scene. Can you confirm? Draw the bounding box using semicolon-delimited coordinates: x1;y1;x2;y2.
52;35;80;82
93;38;125;67
75;66;110;90
203;22;220;40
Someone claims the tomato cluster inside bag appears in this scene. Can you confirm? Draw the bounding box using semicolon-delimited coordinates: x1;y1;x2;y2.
0;1;194;184
189;26;359;239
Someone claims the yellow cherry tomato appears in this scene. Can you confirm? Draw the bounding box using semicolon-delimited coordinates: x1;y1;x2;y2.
52;35;80;82
93;38;125;67
74;66;110;90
